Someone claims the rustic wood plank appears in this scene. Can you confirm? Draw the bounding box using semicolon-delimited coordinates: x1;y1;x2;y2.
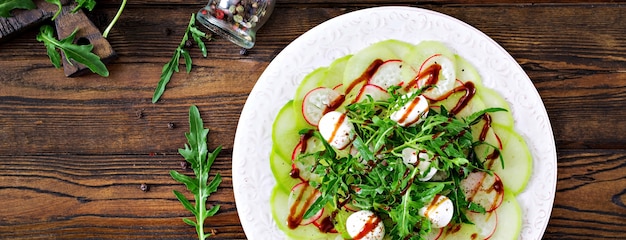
545;150;626;239
0;154;242;239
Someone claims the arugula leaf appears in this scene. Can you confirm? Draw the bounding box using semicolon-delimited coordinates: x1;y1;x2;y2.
152;13;212;103
170;105;222;240
36;25;109;77
44;0;62;20
0;0;35;17
72;0;96;13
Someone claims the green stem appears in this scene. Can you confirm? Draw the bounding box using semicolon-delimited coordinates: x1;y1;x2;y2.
196;148;206;240
102;0;127;38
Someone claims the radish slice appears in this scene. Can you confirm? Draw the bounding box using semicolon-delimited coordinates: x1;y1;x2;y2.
467;210;497;239
291;137;324;182
354;84;391;103
287;182;324;226
460;171;505;212
368;60;403;90
412;54;457;100
302;87;344;126
424;228;443;240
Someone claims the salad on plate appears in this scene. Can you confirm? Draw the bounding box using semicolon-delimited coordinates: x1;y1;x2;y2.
269;39;532;240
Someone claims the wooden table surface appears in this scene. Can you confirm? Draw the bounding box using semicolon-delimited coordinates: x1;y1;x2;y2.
1;0;625;239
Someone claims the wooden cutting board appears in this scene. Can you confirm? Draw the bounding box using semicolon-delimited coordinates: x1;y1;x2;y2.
0;0;116;77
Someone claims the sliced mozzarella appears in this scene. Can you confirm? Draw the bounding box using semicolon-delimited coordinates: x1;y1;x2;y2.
417;55;457;100
346;210;385;240
390;94;429;127
318;111;355;150
401;148;437;181
419;195;454;228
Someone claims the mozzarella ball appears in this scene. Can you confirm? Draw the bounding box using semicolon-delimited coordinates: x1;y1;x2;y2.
318;111;355;150
419;195;454;228
346;210;385;240
390;94;429;127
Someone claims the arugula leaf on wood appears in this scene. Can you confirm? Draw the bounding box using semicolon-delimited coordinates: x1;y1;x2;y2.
0;0;35;17
152;13;212;103
36;25;109;77
72;0;96;13
170;105;222;240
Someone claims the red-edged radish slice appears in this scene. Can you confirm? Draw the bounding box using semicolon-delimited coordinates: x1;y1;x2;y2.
368;60;403;90
302;87;344;126
460;171;505;212
290;137;324;182
354;84;391;103
467;210;498;239
408;54;457;100
424;227;443;240
287;182;324;227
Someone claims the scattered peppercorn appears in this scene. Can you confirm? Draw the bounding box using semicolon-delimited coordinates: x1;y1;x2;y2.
140;183;149;192
239;48;248;55
167;122;175;129
185;40;193;48
180;161;189;170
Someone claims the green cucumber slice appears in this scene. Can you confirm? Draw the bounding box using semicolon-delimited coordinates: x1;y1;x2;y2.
294;68;330;127
489;190;522;240
475;85;514;128
270;148;302;193
272;101;308;159
271;186;339;239
474;124;532;194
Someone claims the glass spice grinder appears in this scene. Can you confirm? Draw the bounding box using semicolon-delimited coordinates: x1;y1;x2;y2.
196;0;275;49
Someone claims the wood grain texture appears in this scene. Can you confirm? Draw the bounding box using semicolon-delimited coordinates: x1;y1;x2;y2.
1;0;625;239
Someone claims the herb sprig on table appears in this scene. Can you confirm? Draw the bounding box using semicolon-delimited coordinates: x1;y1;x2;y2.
170;105;222;240
152;13;212;103
36;24;109;77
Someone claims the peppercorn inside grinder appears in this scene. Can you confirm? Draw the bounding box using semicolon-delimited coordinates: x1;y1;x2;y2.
196;0;275;49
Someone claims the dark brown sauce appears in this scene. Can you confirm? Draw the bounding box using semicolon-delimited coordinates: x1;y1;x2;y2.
471;233;478;239
324;94;346;115
353;214;382;240
345;59;385;94
289;168;300;179
424;195;443;218
479;114;492;142
287;184;318;229
404;63;442;92
430;81;476;116
397;95;425;126
314;216;336;233
298;130;315;154
327;113;347;144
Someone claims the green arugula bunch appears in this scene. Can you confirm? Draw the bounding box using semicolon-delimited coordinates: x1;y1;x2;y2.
152;13;212;103
170;105;222;240
297;88;506;239
1;0;124;77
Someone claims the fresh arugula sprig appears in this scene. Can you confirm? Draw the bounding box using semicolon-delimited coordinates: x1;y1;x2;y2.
170;105;222;240
152;13;211;103
0;0;36;17
297;91;507;239
36;25;109;77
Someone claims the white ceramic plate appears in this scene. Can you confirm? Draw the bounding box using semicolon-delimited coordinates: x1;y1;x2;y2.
233;6;556;240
